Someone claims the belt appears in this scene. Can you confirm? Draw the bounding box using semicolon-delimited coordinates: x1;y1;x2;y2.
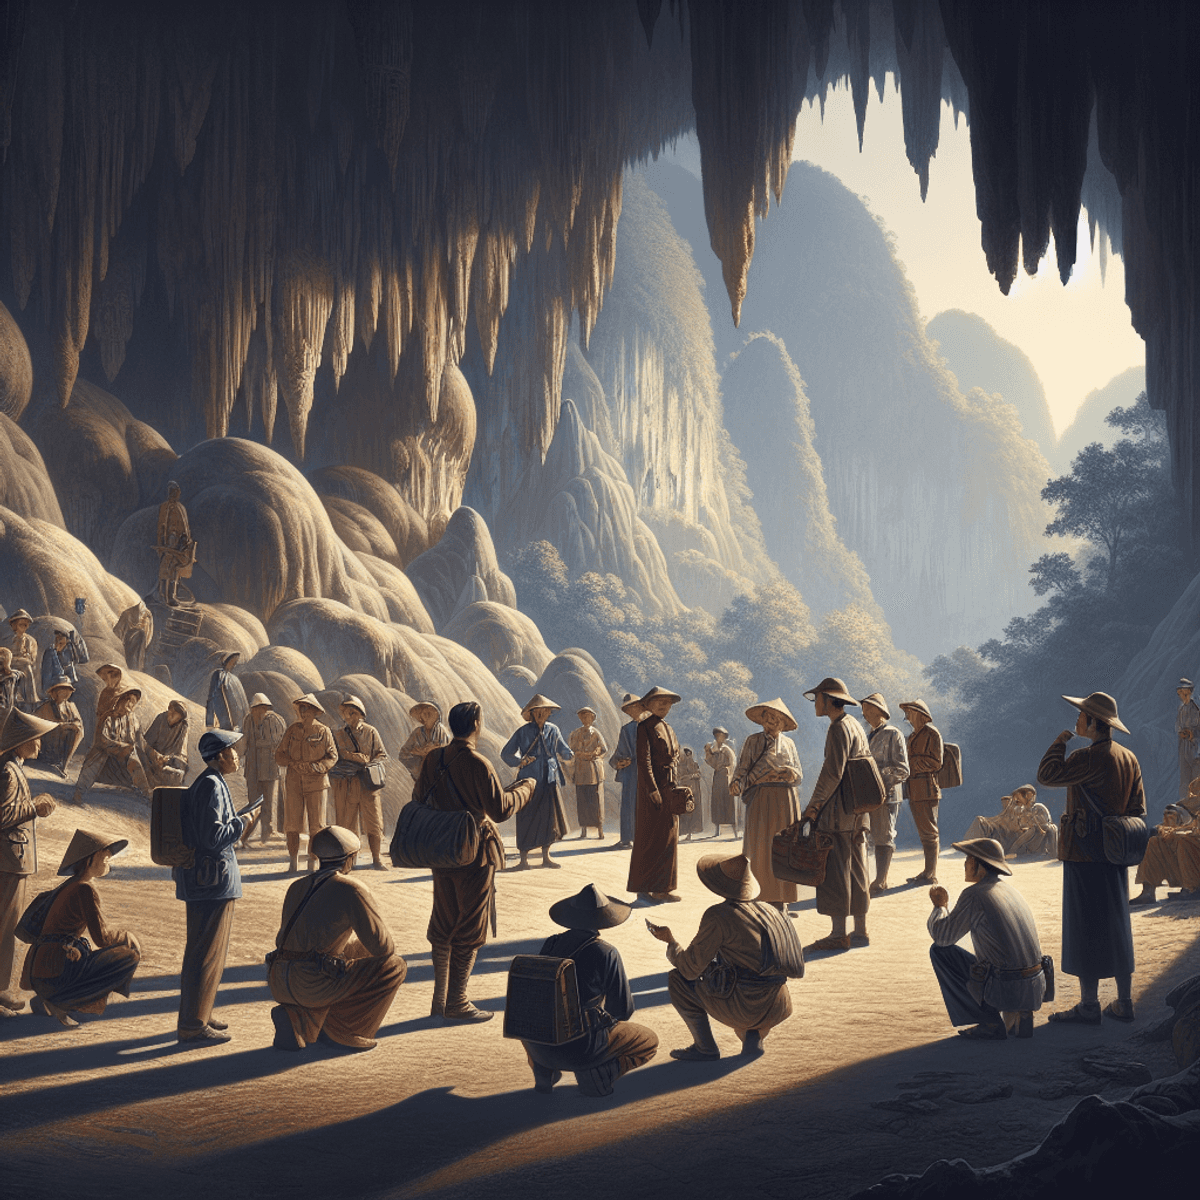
33;933;91;955
991;962;1044;982
268;948;347;968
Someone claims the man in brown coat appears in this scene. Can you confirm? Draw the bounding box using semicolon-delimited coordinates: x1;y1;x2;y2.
1037;691;1146;1024
627;686;684;904
235;693;287;845
331;696;389;870
417;701;535;1022
901;699;944;885
276;694;338;874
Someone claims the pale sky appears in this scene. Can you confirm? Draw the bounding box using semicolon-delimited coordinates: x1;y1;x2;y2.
789;78;1145;436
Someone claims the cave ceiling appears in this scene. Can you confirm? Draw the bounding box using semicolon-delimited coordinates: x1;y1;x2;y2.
0;0;1196;525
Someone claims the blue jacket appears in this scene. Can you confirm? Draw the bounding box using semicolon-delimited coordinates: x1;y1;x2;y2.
610;721;639;787
501;721;572;786
173;765;243;902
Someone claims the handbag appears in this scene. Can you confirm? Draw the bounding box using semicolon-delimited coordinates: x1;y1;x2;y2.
361;761;386;791
841;753;887;815
1078;783;1149;867
936;743;963;789
389;748;481;869
664;783;694;815
771;798;835;887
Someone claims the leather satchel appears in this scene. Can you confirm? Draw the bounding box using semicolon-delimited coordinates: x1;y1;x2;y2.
771;811;835;887
1078;783;1149;867
936;743;963;789
664;783;695;816
361;760;386;791
841;753;887;815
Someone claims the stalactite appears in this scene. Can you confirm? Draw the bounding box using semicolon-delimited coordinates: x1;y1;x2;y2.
892;0;943;200
274;248;335;458
346;0;413;179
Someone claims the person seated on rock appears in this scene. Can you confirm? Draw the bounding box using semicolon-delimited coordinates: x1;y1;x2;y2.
5;610;39;710
142;700;190;789
23;828;141;1028
1179;775;1200;820
0;648;25;716
205;652;247;731
650;854;803;1060
331;696;389;870
397;701;450;782
1006;803;1058;859
268;825;406;1053
34;677;85;778
963;787;1034;852
91;663;125;735
1130;805;1200;905
40;623;87;693
927;837;1047;1041
72;686;151;803
519;883;658;1096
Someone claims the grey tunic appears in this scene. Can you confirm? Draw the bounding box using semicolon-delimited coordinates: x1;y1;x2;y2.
927;875;1046;1012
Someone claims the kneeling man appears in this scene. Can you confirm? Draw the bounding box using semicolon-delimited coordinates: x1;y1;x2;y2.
268;825;406;1052
521;883;658;1097
652;854;804;1060
927;837;1048;1040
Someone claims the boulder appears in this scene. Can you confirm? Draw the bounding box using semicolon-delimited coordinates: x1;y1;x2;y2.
441;601;555;678
240;645;325;694
309;465;431;566
0;299;33;421
353;553;436;633
0;415;64;526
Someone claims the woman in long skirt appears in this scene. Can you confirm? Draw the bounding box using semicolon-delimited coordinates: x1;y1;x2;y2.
23;828;141;1027
731;699;803;910
678;748;705;840
706;728;738;836
501;694;573;869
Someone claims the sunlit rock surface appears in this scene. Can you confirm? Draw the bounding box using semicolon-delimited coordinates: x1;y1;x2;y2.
0;415;64;526
441;601;555;680
309;464;431;568
0;299;33;421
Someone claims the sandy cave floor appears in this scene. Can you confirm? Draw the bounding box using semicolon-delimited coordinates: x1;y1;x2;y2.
1;767;1197;1200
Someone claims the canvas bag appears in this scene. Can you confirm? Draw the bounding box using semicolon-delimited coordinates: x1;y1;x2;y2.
936;743;963;789
841;753;887;814
389;748;480;869
14;880;69;944
772;796;836;887
150;786;194;868
1077;782;1149;867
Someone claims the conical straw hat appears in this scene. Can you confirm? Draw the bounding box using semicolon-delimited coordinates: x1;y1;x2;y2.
521;693;560;722
745;698;798;732
58;828;129;876
0;708;60;757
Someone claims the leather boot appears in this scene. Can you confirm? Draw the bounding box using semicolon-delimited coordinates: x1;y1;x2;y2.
669;1010;720;1060
870;847;893;893
444;946;492;1022
430;943;451;1017
923;840;939;882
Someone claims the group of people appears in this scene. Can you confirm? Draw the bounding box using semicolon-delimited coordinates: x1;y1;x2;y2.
964;785;1059;859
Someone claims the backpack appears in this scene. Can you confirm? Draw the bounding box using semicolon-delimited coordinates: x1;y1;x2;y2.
150;786;194;868
15;881;69;944
936;743;963;789
503;941;592;1045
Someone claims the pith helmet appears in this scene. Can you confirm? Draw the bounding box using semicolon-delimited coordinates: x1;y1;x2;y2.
620;693;644;718
294;692;326;714
859;692;890;719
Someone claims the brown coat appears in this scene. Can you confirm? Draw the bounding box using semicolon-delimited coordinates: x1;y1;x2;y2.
1036;736;1146;863
627;714;679;894
0;759;37;875
906;723;944;802
276;720;338;797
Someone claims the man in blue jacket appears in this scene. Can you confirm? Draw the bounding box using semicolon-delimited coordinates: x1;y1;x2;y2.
176;728;249;1044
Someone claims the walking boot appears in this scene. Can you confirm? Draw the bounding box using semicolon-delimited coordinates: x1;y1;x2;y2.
907;842;939;885
444;946;493;1022
430;943;451;1018
669;1011;720;1061
870;847;893;894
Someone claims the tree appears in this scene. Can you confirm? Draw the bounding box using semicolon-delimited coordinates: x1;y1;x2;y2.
1028;552;1082;596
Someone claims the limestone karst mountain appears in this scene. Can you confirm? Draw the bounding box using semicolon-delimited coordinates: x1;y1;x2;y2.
644;158;1052;660
926;308;1057;460
1056;365;1147;471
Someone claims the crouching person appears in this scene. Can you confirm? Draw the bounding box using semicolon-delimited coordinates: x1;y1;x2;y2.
927;837;1048;1040
24;829;140;1027
268;825;406;1053
651;854;804;1060
521;884;658;1097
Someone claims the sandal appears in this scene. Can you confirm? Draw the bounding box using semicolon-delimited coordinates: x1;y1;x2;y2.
1104;999;1136;1022
1048;1003;1102;1025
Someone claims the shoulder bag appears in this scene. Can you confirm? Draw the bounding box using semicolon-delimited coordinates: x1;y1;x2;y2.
1078;782;1149;867
15;880;70;944
389;748;481;869
841;753;887;815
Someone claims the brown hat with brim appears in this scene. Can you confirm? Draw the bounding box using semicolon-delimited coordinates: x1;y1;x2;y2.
637;685;681;706
620;693;644;717
745;698;798;732
859;692;890;719
0;708;61;757
310;825;361;860
294;692;326;714
899;699;933;720
1062;691;1130;735
58;828;129;876
548;882;632;930
115;686;142;703
96;662;123;678
697;853;758;901
802;677;858;706
950;837;1012;876
521;693;561;722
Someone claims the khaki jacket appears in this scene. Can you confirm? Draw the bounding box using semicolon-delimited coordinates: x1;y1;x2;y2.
0;760;37;875
568;726;607;785
906;724;944;802
238;709;287;782
276;720;338;794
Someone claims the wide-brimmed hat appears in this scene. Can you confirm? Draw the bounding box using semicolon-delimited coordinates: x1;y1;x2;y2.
7;608;32;626
802;677;858;706
745;698;798;732
199;729;240;761
577;706;596;719
294;692;325;714
409;700;441;720
58;828;129;876
637;685;681;707
0;708;61;757
1062;690;1129;735
712;726;728;737
340;694;367;717
521;693;560;722
95;662;123;679
1012;784;1036;799
950;837;1012;875
221;651;240;668
46;675;76;696
859;692;890;719
249;692;272;709
697;853;758;901
899;699;933;720
620;693;644;718
311;825;361;860
548;882;632;930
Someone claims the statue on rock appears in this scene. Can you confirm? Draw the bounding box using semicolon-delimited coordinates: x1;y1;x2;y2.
113;601;154;673
154;481;195;607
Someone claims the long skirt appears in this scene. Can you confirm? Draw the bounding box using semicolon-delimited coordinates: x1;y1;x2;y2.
575;783;602;828
710;769;736;827
1062;860;1135;978
28;940;140;1014
627;789;678;894
742;783;801;903
516;780;567;851
679;784;704;836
